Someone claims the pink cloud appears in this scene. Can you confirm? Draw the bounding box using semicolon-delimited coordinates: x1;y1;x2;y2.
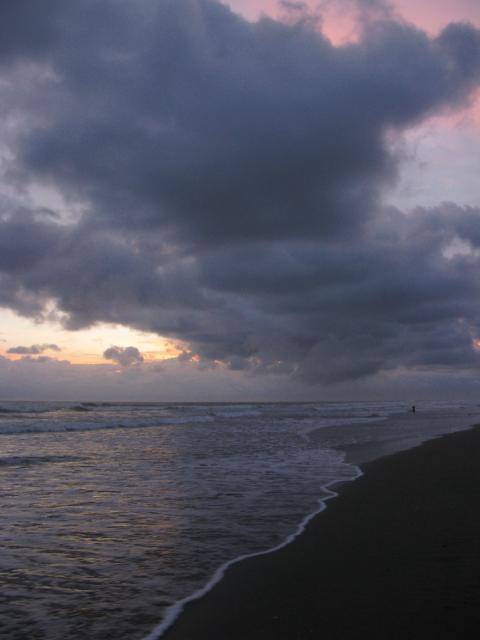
225;1;480;41
224;1;480;122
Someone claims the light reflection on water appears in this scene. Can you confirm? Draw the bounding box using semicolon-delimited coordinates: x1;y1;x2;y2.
1;428;183;639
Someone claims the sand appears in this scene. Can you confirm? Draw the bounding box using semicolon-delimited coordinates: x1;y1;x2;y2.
162;424;480;639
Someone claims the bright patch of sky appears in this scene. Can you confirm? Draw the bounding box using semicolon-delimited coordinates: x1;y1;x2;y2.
0;308;181;365
387;114;480;211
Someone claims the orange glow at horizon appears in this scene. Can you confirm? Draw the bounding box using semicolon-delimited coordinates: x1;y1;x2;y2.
0;308;184;366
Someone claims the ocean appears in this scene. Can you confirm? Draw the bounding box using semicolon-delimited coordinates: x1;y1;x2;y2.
0;400;477;639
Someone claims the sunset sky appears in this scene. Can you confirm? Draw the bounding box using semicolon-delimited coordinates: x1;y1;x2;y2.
0;0;479;400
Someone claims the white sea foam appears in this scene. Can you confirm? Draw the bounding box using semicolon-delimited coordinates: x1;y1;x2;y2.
141;466;363;640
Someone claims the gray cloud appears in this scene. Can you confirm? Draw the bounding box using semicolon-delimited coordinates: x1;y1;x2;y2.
8;344;61;355
103;346;144;367
0;1;479;388
18;355;61;364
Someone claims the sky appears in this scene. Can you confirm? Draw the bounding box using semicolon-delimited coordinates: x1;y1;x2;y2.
0;0;480;401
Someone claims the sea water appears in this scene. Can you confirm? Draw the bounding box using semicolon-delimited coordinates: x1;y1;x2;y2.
0;400;477;639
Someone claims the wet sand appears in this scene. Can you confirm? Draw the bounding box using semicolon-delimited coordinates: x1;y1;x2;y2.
162;424;480;639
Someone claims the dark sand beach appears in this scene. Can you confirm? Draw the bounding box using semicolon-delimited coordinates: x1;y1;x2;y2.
163;424;480;639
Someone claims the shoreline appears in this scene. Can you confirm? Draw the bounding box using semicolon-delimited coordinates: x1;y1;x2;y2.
158;420;480;639
142;467;364;640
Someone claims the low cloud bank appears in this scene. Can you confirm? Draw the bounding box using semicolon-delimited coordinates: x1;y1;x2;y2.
7;344;61;355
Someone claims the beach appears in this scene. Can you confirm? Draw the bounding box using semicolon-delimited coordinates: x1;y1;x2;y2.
1;403;479;639
162;424;480;639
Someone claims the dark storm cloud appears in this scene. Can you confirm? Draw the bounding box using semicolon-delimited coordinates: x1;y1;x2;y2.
7;344;60;355
9;1;480;244
0;1;480;385
103;346;145;367
190;202;480;381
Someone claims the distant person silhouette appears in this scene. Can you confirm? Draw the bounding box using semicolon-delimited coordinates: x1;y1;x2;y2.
411;405;416;413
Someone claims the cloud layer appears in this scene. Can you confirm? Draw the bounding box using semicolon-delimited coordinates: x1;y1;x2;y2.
104;346;144;367
0;0;480;388
7;344;61;355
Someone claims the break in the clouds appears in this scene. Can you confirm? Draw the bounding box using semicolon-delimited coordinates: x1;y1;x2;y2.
7;344;61;355
0;0;480;387
104;346;145;367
